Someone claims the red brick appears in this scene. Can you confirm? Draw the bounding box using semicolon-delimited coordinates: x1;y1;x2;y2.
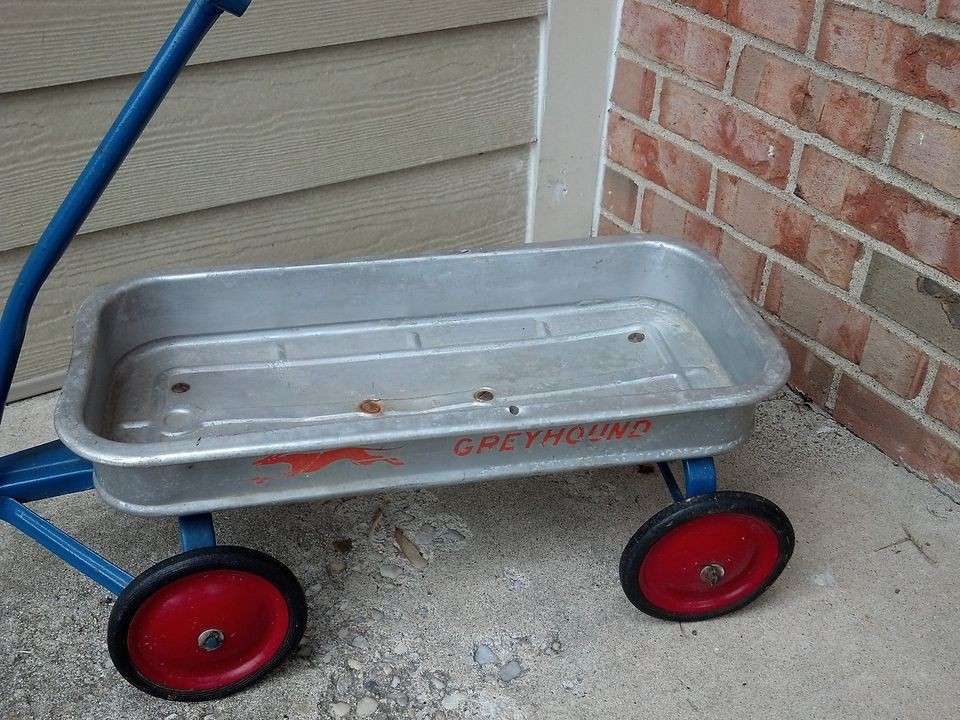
733;48;889;158
859;323;929;399
804;226;862;290
607;112;712;208
676;0;815;50
601;167;639;223
796;147;960;281
816;4;876;74
597;215;625;236
716;232;766;300
715;173;860;287
927;363;960;432
817;3;960;111
834;375;960;483
611;57;657;119
621;2;731;88
639;190;723;250
891;112;960;197
770;326;836;405
659;81;794;187
941;0;960;22
764;264;871;361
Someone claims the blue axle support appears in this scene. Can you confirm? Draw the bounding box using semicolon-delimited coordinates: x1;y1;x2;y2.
681;457;718;497
0;0;250;593
656;462;685;503
179;513;217;551
657;457;718;501
0;497;133;596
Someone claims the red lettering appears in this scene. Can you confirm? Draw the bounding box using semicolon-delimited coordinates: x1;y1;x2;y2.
589;423;609;442
607;422;629;440
524;430;543;449
454;438;474;456
542;427;564;446
477;435;500;453
566;425;585;445
628;419;651;438
500;432;521;452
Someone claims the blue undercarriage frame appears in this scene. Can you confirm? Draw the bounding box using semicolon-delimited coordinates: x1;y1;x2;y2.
0;0;718;596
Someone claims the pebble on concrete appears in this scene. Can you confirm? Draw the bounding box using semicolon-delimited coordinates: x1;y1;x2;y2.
474;644;498;666
356;697;379;717
499;660;522;682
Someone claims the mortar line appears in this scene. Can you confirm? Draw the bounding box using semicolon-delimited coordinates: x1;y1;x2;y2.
925;0;939;18
616;47;960;216
758;256;775;305
649;73;664;124
706;166;719;214
598;208;633;232
916;358;941;408
805;0;828;57
723;38;746;95
633;183;646;227
785;142;805;194
847;246;873;299
826;367;844;410
881;106;905;165
634;0;960;126
608;102;960;293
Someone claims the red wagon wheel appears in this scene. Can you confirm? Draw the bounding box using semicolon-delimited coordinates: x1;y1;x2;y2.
108;546;307;701
619;492;794;622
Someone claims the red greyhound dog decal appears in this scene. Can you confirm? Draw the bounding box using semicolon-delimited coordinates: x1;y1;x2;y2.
253;447;404;480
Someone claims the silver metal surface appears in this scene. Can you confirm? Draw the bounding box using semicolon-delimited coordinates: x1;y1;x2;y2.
55;236;789;516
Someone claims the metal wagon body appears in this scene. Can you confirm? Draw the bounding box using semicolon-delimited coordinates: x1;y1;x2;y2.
0;0;796;702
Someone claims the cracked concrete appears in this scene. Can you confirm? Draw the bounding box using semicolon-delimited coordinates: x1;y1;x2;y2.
1;389;959;719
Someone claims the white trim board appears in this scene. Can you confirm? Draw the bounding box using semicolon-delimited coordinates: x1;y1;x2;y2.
531;0;622;243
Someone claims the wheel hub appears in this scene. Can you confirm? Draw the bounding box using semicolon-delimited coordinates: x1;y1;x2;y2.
699;563;725;588
197;628;225;651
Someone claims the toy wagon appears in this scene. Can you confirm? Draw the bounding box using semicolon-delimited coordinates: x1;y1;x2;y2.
0;0;795;702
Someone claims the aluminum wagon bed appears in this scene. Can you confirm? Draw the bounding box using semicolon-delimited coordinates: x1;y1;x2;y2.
0;0;797;702
55;237;787;517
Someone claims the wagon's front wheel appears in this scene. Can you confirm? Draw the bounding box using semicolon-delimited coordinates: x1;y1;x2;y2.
107;546;307;701
620;492;794;622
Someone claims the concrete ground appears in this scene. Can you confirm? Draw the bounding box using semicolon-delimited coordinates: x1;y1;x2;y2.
1;390;958;720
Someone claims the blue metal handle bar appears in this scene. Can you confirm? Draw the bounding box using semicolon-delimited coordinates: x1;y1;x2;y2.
0;0;250;423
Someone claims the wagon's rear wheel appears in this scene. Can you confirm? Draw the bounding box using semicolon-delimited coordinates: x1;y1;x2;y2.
107;546;307;701
620;492;794;622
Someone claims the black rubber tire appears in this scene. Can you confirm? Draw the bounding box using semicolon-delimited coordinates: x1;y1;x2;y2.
107;545;307;701
619;492;794;622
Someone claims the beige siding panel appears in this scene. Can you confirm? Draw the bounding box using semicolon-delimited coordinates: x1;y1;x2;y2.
2;147;529;395
0;0;547;94
0;20;539;253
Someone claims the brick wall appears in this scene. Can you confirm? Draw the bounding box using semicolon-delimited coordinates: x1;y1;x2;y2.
599;0;960;490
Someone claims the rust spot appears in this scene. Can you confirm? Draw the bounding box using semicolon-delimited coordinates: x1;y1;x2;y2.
474;389;495;402
359;399;383;414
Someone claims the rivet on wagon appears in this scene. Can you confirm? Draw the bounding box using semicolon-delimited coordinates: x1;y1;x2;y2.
474;388;494;402
359;399;383;414
627;332;645;343
171;382;191;393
